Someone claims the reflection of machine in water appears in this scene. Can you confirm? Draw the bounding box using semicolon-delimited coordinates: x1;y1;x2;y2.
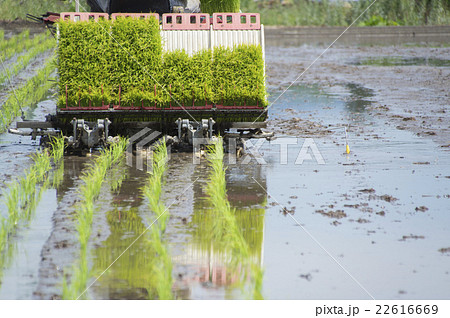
92;207;158;300
172;160;267;297
53;152;266;299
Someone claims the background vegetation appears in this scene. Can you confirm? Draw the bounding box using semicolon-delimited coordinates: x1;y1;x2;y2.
0;0;82;21
241;0;450;26
0;0;449;26
201;0;240;14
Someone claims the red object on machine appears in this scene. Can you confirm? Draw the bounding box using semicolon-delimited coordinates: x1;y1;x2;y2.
59;12;109;22
212;13;260;30
42;12;61;24
161;12;261;30
111;13;159;20
162;13;211;30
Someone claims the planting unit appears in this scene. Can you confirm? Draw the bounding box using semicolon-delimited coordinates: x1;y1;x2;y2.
12;8;272;150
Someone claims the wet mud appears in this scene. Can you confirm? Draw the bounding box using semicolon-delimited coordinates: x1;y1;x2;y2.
266;44;450;147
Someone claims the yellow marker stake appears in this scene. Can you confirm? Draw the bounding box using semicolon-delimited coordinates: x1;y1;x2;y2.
344;126;350;154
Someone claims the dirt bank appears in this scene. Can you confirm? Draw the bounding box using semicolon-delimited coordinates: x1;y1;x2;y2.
265;25;450;47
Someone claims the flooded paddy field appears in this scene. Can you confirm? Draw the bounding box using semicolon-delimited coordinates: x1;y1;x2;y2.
0;25;449;299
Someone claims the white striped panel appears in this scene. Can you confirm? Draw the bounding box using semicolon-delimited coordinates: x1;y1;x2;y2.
161;30;210;55
212;30;261;49
161;29;263;55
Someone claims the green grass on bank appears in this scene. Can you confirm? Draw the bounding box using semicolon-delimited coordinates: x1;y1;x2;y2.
0;0;83;21
241;0;450;26
0;0;448;26
201;0;240;14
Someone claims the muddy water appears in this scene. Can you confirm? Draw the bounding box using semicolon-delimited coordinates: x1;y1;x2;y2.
0;188;58;299
261;85;450;299
1;27;449;299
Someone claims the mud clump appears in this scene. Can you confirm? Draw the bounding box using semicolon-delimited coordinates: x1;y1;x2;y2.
374;105;390;111
315;209;347;219
438;247;450;254
368;194;398;203
53;241;69;249
268;109;333;137
415;206;429;212
344;204;360;208
281;207;296;215
359;188;375;193
357;188;398;203
400;234;425;241
378;194;398;203
299;273;312;281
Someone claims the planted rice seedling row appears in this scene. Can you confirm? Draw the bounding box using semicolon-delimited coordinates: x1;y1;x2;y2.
0;30;30;52
142;141;173;300
205;138;264;299
108;159;128;194
62;138;128;300
76;139;127;250
56;18;267;109
79;140;173;299
0;136;65;224
0;56;56;133
1;31;49;62
0;136;65;285
0;36;55;87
